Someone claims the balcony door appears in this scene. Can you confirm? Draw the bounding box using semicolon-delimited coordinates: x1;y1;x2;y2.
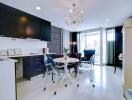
85;32;100;64
78;30;106;65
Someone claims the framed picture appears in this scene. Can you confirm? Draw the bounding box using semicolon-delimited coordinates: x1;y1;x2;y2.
0;50;8;56
14;48;22;55
7;49;15;56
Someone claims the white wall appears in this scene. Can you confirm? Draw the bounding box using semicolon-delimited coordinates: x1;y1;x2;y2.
62;29;70;53
0;37;47;55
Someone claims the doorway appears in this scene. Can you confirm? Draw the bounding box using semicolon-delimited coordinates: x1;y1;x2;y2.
85;32;100;64
78;29;106;65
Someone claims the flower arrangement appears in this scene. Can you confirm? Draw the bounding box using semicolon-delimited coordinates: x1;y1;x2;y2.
63;48;69;54
63;48;69;60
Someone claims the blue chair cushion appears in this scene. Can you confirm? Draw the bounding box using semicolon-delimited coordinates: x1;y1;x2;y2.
83;50;95;61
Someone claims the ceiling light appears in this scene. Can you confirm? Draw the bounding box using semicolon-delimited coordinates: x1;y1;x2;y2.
106;18;110;21
81;11;84;14
65;3;83;26
36;6;41;10
69;9;73;13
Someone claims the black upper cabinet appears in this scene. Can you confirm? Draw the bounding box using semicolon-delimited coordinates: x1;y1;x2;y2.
0;3;51;41
26;17;41;39
40;21;51;41
0;3;26;38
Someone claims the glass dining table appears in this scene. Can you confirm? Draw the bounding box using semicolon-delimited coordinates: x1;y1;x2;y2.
54;57;80;87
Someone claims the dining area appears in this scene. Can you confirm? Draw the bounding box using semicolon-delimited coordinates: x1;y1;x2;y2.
42;50;96;95
16;49;124;100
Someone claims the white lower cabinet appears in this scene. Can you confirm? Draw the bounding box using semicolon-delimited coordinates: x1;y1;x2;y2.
0;58;16;100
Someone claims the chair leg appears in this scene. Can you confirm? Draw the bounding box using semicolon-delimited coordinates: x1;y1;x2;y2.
52;72;54;82
114;66;116;73
69;69;70;73
58;70;60;76
43;72;45;78
43;72;48;91
74;67;77;78
91;64;95;87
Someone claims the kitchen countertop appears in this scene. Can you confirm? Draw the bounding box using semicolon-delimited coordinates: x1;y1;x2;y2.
0;53;44;62
0;53;44;58
0;57;17;62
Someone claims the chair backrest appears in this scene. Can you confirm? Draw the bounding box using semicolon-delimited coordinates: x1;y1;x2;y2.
68;52;77;58
44;54;56;68
84;50;95;61
45;54;55;64
68;52;82;60
43;54;55;71
46;54;63;59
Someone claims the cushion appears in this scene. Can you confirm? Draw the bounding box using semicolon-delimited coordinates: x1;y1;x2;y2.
83;50;95;61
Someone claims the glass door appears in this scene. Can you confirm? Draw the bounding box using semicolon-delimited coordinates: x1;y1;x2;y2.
78;29;107;65
85;32;101;64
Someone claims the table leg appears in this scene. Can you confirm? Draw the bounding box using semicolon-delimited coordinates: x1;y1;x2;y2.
59;63;73;84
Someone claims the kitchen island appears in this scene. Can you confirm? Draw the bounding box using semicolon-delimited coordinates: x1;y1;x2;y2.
0;57;17;100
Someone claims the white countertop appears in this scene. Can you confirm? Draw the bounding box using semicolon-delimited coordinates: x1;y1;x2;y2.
0;53;44;63
0;57;17;62
0;53;44;62
0;53;44;58
54;57;79;64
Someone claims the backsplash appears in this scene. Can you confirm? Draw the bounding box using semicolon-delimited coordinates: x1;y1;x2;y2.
0;37;47;55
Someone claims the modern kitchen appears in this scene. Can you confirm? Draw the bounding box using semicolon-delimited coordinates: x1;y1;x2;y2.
0;2;52;100
1;0;132;100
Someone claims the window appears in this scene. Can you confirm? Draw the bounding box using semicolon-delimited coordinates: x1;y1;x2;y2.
78;30;101;64
107;29;115;41
77;33;85;56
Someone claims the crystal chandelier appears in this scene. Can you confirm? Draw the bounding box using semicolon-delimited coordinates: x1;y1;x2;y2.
65;3;83;26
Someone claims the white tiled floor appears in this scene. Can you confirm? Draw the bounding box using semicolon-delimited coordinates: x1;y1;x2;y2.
17;65;125;100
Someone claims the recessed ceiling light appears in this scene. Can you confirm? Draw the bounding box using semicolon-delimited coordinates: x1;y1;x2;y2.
81;11;84;14
36;6;41;10
106;18;110;21
69;9;73;13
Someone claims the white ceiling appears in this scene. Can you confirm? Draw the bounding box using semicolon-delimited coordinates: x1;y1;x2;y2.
0;0;132;32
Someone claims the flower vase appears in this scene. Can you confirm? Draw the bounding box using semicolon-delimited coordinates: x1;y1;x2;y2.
64;54;68;60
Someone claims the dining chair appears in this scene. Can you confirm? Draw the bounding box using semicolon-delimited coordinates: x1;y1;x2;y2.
80;49;95;87
43;54;64;95
67;52;81;78
43;54;60;95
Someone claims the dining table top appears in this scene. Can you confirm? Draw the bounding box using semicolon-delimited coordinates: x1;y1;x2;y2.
53;57;79;64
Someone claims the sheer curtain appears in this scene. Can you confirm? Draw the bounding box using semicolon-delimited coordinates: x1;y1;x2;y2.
77;32;86;56
106;28;115;65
